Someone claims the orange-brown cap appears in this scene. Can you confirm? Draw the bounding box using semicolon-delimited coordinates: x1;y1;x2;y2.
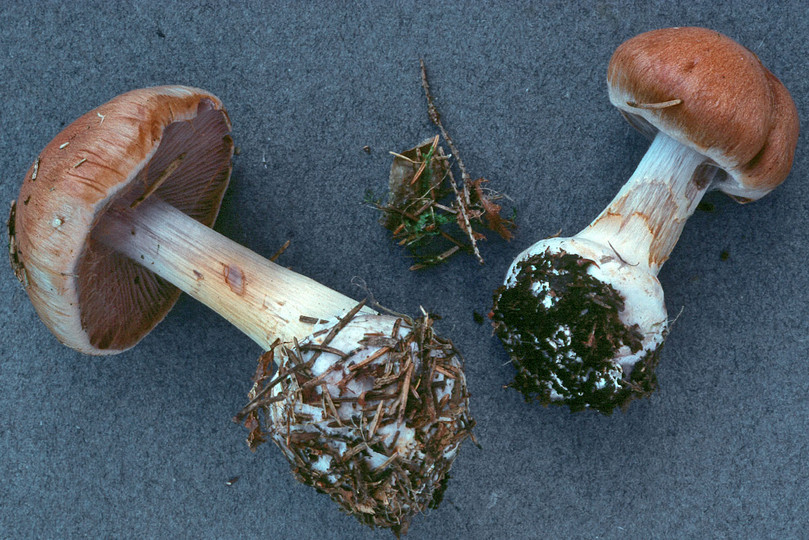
9;86;234;354
608;27;799;201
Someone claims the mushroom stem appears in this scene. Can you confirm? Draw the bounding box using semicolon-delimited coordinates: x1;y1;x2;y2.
491;132;717;412
575;131;715;274
492;27;798;413
93;197;374;350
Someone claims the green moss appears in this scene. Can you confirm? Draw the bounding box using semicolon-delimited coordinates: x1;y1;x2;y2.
491;249;659;414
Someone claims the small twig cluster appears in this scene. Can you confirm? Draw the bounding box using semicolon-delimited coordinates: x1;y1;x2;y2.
370;60;514;270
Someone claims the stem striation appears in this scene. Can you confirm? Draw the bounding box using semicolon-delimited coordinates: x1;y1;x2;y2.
93;197;373;349
576;131;714;273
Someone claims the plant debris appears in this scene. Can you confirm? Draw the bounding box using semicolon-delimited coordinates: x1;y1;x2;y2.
369;60;514;270
225;476;240;486
7;200;28;288
236;302;475;535
491;249;659;414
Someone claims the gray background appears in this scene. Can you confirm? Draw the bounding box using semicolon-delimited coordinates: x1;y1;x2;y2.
1;1;807;538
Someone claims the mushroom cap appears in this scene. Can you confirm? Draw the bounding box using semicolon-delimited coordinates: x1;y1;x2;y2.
10;86;234;354
608;27;799;201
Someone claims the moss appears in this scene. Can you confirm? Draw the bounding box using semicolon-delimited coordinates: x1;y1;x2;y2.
491;248;659;414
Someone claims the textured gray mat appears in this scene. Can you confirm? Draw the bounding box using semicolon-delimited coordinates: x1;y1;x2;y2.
2;1;807;538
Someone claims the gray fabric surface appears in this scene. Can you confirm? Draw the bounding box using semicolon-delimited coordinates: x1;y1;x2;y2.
2;1;807;538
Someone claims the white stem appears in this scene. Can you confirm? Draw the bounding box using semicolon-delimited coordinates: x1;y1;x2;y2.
576;131;714;275
93;197;374;350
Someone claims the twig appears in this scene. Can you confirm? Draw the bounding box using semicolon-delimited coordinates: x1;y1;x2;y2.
269;239;291;262
31;156;40;181
350;277;413;322
233;359;313;422
409;245;460;271
420;59;484;264
131;153;186;208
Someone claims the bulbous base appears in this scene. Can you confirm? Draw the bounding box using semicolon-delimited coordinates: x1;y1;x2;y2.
243;309;475;534
492;237;667;414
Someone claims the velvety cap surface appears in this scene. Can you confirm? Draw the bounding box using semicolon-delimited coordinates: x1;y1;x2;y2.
608;27;799;200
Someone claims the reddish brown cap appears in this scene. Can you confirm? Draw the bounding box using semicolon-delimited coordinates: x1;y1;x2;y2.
608;27;799;201
9;86;234;354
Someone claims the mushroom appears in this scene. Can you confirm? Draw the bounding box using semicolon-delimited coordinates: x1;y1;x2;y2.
8;86;474;533
491;27;799;414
